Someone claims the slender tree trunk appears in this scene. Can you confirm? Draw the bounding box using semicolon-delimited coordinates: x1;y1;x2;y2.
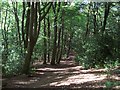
21;2;26;49
57;9;64;64
12;2;22;52
67;33;73;58
51;12;57;65
51;2;61;65
51;3;57;65
43;14;47;64
56;3;62;63
102;2;111;34
85;4;90;37
56;27;61;63
25;2;30;49
47;15;51;62
93;3;97;34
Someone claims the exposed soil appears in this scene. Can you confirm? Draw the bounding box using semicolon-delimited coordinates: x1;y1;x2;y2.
2;56;120;89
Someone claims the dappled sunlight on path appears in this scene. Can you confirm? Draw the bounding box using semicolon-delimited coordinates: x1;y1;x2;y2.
3;58;120;89
49;74;107;86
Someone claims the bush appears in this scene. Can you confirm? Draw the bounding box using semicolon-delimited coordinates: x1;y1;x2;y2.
74;33;120;69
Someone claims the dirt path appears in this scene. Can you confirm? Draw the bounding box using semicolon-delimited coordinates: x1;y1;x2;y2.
3;58;120;89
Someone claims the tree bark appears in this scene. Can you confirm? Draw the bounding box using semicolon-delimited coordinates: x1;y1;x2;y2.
23;2;35;74
43;13;47;64
12;2;22;52
102;2;111;34
23;2;52;74
93;3;97;34
47;15;51;62
21;2;26;49
51;11;57;65
85;4;90;37
51;2;61;65
67;33;73;58
57;9;64;64
56;26;61;63
25;2;30;49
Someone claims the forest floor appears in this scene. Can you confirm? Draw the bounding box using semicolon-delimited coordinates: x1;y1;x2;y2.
2;55;120;89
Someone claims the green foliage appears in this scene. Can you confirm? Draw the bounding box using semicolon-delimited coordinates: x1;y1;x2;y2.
72;2;120;69
105;81;120;88
2;2;120;76
105;81;114;88
75;33;120;68
1;2;24;76
2;51;24;77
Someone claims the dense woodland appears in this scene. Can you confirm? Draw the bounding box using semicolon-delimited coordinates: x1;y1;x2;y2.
1;1;120;89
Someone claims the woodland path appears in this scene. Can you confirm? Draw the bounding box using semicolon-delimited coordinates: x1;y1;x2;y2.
2;55;120;89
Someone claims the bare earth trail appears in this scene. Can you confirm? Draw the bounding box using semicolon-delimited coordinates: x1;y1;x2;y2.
3;56;120;89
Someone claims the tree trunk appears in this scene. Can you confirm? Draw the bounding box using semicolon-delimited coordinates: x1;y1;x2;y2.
47;15;51;62
25;2;30;49
21;2;26;49
102;2;111;34
51;2;61;65
23;2;35;74
51;13;57;65
12;2;22;52
43;14;47;64
67;33;73;58
23;43;34;74
51;3;57;65
93;3;97;34
56;27;61;63
85;4;90;37
23;2;52;74
57;9;64;64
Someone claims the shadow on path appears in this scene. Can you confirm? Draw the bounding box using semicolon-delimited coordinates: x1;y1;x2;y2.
2;58;120;89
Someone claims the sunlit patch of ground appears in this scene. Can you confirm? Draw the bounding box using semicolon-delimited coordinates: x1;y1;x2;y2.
49;74;107;86
2;59;120;89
